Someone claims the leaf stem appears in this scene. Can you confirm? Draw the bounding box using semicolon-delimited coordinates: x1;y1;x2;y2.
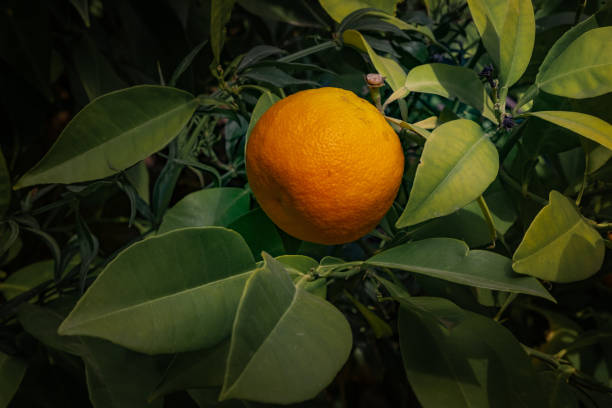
499;169;549;206
494;293;518;321
476;195;497;248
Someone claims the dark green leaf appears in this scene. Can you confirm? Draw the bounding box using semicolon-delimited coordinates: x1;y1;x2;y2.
319;0;400;23
0;147;9;216
228;208;285;259
69;0;90;27
211;0;237;63
170;40;208;87
237;45;286;72
241;66;318;88
73;36;126;101
158;187;250;234
398;297;545;407
0;351;27;408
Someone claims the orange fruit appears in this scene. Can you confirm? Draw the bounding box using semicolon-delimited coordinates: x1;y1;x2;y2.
246;87;405;245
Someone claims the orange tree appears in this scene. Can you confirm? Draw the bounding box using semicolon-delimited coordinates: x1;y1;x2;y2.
1;0;612;407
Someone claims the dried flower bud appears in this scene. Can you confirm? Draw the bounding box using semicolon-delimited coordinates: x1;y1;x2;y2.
479;64;496;87
366;73;385;87
501;115;515;131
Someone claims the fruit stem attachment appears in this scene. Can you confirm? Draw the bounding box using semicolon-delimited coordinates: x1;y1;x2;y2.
366;73;385;112
476;195;497;248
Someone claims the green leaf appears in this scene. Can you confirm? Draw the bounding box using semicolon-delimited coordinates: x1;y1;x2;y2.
536;8;610;86
396;119;499;227
73;36;126;101
367;238;554;302
14;86;198;189
19;301;163;408
220;254;352;403
512;191;605;283
342;29;405;91
276;255;327;298
125;162;150;205
410;183;518;247
158;188;250;234
398;297;545;407
241;66;319;88
245;91;280;147
150;340;229;401
170;40;208;87
69;0;90;27
58;227;256;354
319;0;400;23
0;351;27;408
398;63;497;122
0;260;54;301
237;45;286;72
211;0;237;63
526;111;612;151
467;0;535;87
0;147;10;216
536;27;612;99
227;208;285;258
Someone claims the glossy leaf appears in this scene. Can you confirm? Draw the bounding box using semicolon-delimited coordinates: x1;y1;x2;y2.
367;238;554;301
58;227;256;354
14;86;198;189
526;111;612;151
398;297;545;407
342;29;405;91
396;119;499;227
401;63;497;122
536;27;612;99
211;0;236;63
227;208;285;258
220;254;352;403
319;0;400;23
0;352;27;408
158;188;250;234
0;147;9;216
19;301;163;408
512;191;605;283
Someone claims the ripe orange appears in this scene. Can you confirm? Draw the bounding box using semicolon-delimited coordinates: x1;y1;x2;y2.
246;87;405;245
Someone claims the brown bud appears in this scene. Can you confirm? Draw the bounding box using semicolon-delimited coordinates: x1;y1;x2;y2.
366;73;385;87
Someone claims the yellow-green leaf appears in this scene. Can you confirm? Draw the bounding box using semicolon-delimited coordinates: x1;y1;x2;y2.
396;119;499;227
526;111;612;151
467;0;534;87
512;191;604;283
536;27;612;99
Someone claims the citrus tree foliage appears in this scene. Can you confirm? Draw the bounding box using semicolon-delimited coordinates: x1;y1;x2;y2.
1;1;612;407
